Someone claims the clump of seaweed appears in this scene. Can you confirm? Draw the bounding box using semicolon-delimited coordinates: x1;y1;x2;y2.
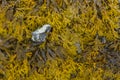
0;0;120;80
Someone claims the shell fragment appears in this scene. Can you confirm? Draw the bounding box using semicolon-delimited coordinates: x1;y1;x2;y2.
32;24;51;43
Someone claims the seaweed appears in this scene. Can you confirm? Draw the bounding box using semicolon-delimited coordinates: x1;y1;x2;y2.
0;0;120;80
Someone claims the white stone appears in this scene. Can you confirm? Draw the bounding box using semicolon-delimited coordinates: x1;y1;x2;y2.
32;24;51;42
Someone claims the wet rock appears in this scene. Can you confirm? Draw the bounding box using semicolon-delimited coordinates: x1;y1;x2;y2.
99;36;106;44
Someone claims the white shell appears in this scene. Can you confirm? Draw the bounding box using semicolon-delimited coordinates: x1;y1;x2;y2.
32;24;51;42
32;24;51;34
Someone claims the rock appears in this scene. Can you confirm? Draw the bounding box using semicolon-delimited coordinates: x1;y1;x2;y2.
75;42;82;54
31;24;51;43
